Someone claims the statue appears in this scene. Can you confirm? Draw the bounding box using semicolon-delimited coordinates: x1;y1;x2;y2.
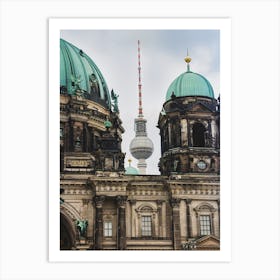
71;74;82;94
89;73;100;95
111;89;119;113
173;159;179;172
104;116;112;131
76;219;88;238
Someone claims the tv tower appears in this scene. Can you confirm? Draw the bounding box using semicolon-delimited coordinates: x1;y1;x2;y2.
129;40;154;174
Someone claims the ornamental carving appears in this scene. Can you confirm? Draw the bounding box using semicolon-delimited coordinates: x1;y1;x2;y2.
94;195;106;208
193;202;217;213
135;203;158;214
185;198;192;205
116;195;128;208
170;198;181;208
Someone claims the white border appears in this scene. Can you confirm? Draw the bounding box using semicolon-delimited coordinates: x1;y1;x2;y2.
49;18;231;262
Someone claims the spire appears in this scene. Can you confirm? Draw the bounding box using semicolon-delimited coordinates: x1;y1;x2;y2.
184;48;192;72
129;40;154;175
137;40;143;117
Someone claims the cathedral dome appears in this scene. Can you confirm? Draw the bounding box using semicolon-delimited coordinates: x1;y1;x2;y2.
166;57;215;101
125;160;139;175
60;38;111;108
129;136;154;160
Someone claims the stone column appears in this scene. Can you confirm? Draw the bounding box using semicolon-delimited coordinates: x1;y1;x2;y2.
185;199;193;239
116;196;127;250
180;119;188;147
162;201;167;237
168;123;172;148
157;200;163;237
130;200;136;237
94;196;105;250
211;119;216;148
187;120;192;147
126;201;131;237
211;212;216;236
170;198;181;250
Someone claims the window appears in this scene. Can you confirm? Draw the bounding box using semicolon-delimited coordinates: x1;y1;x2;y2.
141;216;152;236
199;215;211;235
193;122;206;147
104;221;112;237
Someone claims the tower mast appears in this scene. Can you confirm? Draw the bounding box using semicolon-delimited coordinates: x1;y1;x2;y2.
138;40;143;117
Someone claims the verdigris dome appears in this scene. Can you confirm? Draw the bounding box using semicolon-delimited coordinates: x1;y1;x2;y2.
166;56;215;101
60;38;111;108
130;136;154;160
125;160;139;175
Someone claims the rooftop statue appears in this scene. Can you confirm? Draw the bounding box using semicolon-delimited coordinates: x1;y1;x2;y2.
111;89;119;113
71;74;82;94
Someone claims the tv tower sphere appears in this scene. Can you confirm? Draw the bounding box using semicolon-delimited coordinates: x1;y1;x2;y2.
129;118;154;174
130;128;154;160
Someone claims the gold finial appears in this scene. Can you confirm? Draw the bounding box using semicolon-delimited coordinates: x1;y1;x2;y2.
184;56;192;63
184;49;191;71
128;158;132;166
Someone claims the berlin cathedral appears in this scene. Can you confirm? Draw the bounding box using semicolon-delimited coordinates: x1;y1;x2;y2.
60;38;220;250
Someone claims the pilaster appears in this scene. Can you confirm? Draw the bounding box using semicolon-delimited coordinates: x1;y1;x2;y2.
170;198;181;250
185;199;193;239
116;195;127;250
94;195;105;250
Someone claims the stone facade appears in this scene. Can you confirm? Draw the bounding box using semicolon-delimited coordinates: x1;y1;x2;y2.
60;172;220;250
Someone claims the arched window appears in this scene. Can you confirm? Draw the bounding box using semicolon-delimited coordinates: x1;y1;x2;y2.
135;204;158;238
194;203;217;237
193;122;206;147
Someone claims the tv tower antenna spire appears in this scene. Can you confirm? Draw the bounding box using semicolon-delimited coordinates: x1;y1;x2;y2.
129;40;154;174
138;40;143;117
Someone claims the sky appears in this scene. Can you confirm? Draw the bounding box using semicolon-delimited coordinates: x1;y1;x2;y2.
60;30;220;174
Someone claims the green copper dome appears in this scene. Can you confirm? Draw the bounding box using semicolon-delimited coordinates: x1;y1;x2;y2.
125;166;139;175
60;38;111;108
125;160;139;175
166;59;215;101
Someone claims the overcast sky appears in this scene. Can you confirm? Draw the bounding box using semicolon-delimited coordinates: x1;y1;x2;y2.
60;30;220;174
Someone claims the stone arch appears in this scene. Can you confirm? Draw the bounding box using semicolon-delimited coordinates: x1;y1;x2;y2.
194;202;216;213
137;202;157;212
60;203;82;250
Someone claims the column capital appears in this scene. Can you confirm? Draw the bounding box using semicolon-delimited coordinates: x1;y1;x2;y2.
116;195;128;208
129;199;137;205
94;195;105;208
170;198;181;208
82;199;91;206
156;200;164;209
185;198;192;205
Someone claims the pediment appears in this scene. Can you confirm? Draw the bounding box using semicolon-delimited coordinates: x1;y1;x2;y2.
195;235;220;248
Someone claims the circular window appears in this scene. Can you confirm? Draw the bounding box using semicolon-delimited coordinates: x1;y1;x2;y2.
197;160;207;170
